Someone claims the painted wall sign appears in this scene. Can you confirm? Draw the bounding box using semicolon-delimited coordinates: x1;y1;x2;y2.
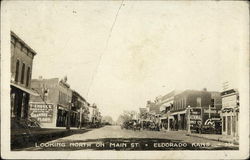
29;103;54;123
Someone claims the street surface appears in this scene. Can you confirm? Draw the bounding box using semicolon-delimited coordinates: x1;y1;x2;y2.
22;125;238;151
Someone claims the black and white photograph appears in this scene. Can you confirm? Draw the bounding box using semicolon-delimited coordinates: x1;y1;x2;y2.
1;0;249;159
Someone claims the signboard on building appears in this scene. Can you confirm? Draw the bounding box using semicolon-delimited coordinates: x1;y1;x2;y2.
29;103;54;123
189;108;202;132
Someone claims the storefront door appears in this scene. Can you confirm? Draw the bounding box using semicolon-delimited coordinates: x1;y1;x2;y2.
227;116;231;135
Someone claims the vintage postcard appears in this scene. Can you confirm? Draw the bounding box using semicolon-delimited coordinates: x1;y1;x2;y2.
1;0;249;159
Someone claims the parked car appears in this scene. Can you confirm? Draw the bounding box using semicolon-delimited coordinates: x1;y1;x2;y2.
200;119;222;134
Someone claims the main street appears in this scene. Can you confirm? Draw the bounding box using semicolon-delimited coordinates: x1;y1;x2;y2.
22;126;238;151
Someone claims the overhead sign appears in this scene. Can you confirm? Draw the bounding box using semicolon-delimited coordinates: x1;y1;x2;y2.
29;103;54;123
204;109;217;114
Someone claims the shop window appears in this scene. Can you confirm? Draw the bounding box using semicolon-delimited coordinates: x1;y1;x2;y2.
26;67;30;87
211;99;215;107
21;63;25;84
15;60;20;82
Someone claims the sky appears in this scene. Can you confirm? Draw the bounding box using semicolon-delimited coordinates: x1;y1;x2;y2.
5;1;248;120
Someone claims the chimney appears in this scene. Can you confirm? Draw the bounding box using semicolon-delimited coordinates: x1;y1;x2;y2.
203;88;207;91
38;76;43;80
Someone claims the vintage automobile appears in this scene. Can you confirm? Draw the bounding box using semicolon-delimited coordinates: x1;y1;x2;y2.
200;118;222;134
121;120;136;130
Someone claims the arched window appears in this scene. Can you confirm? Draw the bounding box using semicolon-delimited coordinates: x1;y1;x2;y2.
21;63;25;84
15;60;20;82
26;67;30;87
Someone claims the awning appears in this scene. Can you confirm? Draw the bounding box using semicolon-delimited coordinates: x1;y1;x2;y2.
171;110;186;115
11;83;39;96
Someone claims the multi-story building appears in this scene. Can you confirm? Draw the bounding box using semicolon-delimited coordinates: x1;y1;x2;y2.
89;104;102;125
71;90;89;128
170;89;212;130
202;91;222;121
10;31;37;121
29;77;72;128
221;89;239;137
158;90;181;131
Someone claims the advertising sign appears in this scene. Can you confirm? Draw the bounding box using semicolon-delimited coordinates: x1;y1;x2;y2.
189;108;202;132
29;103;54;123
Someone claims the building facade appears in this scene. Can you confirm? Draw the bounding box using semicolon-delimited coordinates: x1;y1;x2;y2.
170;89;212;131
221;89;239;137
29;77;73;128
88;104;102;126
10;31;37;121
158;90;181;131
71;90;89;128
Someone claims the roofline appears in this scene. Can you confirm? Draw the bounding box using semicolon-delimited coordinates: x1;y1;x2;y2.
11;31;37;55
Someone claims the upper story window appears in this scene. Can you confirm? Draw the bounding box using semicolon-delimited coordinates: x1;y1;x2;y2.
15;60;20;82
26;67;30;87
197;97;201;107
211;99;215;107
21;63;25;84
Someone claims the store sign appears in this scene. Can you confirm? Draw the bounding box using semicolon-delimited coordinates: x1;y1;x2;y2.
189;108;202;132
204;109;217;114
29;103;54;123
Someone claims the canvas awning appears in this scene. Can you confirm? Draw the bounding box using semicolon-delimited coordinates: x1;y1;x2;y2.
11;83;39;96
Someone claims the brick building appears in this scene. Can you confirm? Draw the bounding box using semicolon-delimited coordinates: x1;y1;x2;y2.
170;89;215;131
71;90;89;128
29;77;73;128
10;31;37;121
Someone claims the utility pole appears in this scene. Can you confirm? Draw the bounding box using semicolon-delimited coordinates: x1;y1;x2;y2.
79;107;83;129
66;101;72;130
208;105;211;119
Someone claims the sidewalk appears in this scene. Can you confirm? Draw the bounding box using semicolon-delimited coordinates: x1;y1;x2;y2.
186;132;239;145
11;127;90;149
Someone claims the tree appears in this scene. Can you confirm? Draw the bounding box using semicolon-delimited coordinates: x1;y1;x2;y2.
102;116;114;125
116;110;138;125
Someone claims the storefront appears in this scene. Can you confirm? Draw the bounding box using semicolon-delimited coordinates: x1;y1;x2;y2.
160;117;168;130
56;106;69;127
11;83;38;120
221;107;239;136
170;110;187;131
221;89;239;137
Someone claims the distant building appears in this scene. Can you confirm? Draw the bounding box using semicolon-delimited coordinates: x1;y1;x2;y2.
158;90;181;131
10;31;37;120
29;77;72;128
89;104;102;125
71;90;89;128
221;89;239;137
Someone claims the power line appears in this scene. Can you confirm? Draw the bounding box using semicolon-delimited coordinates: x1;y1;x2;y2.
86;0;125;98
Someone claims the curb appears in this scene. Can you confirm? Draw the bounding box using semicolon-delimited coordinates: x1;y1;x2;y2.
186;133;239;145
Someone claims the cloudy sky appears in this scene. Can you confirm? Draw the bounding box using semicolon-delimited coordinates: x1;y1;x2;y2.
5;1;248;120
